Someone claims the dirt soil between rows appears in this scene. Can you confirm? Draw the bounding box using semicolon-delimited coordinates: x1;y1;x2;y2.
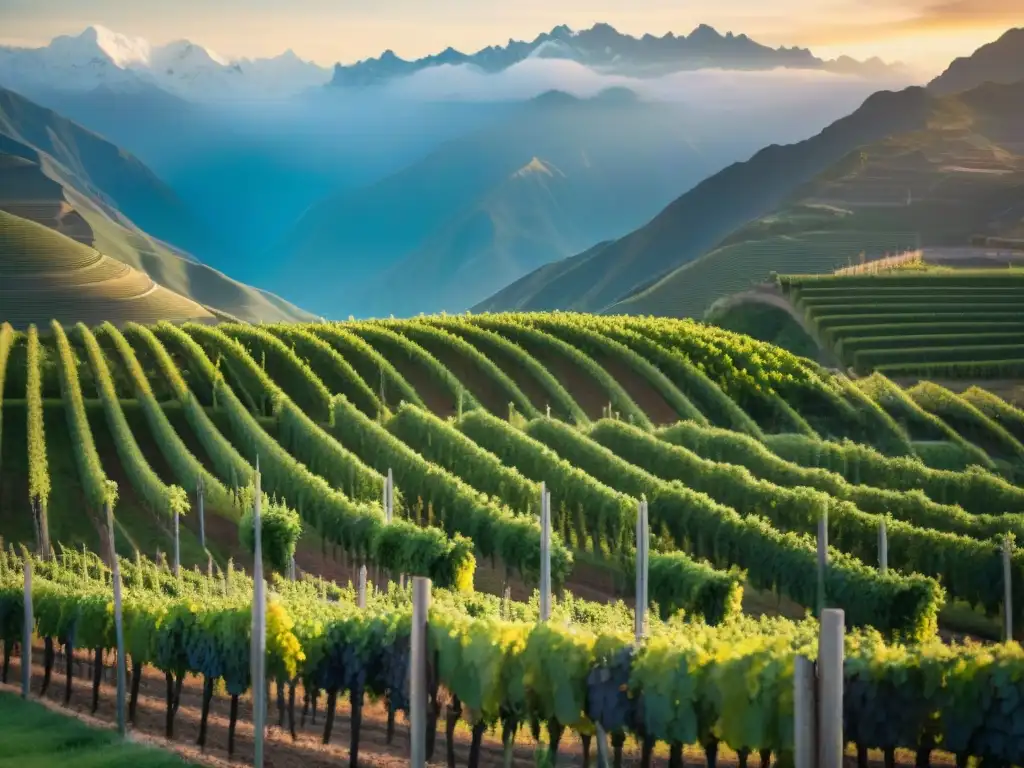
412;338;509;418
579;347;679;426
512;340;609;422
363;338;457;418
0;639;958;768
456;333;571;419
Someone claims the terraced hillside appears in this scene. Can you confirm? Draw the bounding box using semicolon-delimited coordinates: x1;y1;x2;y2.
0;210;217;328
3;312;1024;652
0;86;315;324
612;228;919;318
780;269;1024;378
478;78;1024;319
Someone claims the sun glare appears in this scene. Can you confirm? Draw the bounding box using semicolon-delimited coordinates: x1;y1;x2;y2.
814;26;1012;75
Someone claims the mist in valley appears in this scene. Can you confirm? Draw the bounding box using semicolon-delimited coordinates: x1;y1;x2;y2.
21;58;911;309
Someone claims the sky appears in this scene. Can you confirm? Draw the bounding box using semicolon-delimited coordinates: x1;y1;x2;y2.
0;0;1020;76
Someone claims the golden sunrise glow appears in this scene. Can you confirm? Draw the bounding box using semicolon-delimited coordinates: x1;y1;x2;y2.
0;0;1020;74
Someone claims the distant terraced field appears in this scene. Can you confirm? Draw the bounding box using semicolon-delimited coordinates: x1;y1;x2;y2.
780;269;1024;379
611;229;919;318
0;152;315;324
0;210;216;328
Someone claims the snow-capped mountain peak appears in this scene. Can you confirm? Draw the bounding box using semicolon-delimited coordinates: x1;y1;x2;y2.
154;39;231;69
48;25;152;68
0;25;331;100
328;20;895;87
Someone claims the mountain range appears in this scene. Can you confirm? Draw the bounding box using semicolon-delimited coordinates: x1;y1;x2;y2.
1;23;1020;329
331;22;901;86
477;26;1024;317
0;85;313;323
0;25;331;99
270;85;856;318
610;79;1024;319
0;22;899;103
928;27;1024;95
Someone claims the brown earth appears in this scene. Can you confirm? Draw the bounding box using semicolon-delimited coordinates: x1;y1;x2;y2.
357;334;456;418
508;338;609;421
0;640;957;767
449;332;574;419
407;336;509;417
576;346;679;426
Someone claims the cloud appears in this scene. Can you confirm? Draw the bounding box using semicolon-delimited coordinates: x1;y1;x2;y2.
375;56;907;107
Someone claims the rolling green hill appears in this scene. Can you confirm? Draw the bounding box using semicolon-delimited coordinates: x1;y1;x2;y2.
2;311;1024;649
5;310;1024;765
703;291;823;360
0;87;315;324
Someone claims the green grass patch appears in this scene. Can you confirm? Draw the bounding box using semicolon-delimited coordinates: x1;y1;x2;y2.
705;300;821;360
0;691;198;768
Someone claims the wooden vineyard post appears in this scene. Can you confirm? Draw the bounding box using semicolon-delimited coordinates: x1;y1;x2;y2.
817;510;829;616
197;474;206;550
33;497;50;559
634;499;649;643
595;727;611;768
818;609;845;768
539;483;551;621
251;461;267;768
594;500;650;766
386;468;393;587
173;504;181;578
386;468;398;587
377;471;389;591
878;518;888;575
410;577;431;768
22;559;33;698
289;555;296;582
634;498;642;642
106;502;127;736
357;565;367;609
793;655;816;768
1004;536;1013;642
